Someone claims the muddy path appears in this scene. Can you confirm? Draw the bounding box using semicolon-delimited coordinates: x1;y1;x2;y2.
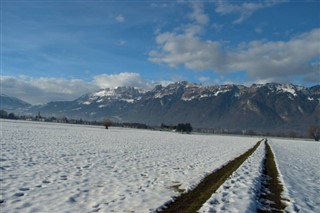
257;140;287;212
158;139;287;213
157;140;263;213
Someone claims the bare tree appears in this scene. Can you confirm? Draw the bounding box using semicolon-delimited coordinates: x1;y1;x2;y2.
103;118;113;129
308;126;320;141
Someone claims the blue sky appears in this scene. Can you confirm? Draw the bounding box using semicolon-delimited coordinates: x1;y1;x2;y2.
1;0;320;104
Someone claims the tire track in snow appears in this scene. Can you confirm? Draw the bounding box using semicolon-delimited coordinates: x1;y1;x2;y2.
160;139;286;213
199;139;266;213
257;140;287;212
156;140;263;213
199;139;287;213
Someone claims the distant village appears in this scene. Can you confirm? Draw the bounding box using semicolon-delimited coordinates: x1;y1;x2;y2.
0;110;99;125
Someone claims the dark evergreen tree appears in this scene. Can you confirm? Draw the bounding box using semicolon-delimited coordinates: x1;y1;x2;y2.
0;110;8;118
8;113;16;119
185;123;193;133
176;123;193;133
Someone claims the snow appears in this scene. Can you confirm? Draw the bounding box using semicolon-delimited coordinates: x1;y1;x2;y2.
86;89;139;104
2;121;318;212
214;89;230;96
282;88;297;96
275;84;297;96
269;139;320;213
181;96;197;101
82;101;91;105
154;93;163;99
199;141;265;213
121;98;134;103
0;120;258;213
94;89;115;97
234;92;240;98
154;92;172;99
157;85;235;101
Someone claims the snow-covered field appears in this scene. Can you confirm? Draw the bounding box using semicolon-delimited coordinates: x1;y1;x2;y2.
198;139;320;213
269;139;320;213
0;120;258;213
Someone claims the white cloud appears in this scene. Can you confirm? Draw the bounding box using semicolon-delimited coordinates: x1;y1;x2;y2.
150;1;319;85
149;28;320;84
214;0;287;24
115;14;125;23
189;2;209;25
93;72;173;90
150;3;168;8
198;76;210;83
150;32;224;70
92;72;147;89
1;76;98;105
159;2;208;39
212;23;223;32
1;73;173;104
228;29;320;80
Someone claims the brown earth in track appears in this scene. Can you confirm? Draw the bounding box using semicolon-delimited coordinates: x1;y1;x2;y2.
158;139;263;213
257;140;287;212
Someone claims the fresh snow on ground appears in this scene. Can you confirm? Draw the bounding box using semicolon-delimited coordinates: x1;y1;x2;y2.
269;139;320;213
198;141;265;213
0;120;258;213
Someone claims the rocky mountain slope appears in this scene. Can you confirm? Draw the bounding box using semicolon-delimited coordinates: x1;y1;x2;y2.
2;82;320;132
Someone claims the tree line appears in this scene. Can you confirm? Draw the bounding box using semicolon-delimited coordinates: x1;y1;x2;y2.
0;110;17;119
1;110;318;141
160;123;193;133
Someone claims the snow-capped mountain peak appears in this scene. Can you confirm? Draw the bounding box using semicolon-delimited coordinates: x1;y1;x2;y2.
78;87;143;105
275;84;298;96
265;83;305;97
93;89;116;97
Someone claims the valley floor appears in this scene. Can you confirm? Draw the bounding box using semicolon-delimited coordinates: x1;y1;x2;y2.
0;120;319;213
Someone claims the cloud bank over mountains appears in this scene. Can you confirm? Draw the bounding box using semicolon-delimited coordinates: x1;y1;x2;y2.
149;2;319;84
1;73;171;104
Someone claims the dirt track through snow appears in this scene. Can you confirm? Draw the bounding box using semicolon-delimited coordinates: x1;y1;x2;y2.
161;139;288;213
199;140;266;213
158;140;262;213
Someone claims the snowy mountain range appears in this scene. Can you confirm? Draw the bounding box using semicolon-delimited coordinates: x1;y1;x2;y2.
1;82;319;132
